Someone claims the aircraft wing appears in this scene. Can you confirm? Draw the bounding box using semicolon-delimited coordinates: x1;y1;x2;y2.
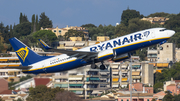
39;39;98;60
3;66;32;69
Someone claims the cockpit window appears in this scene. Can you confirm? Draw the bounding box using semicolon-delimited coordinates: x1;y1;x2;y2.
160;29;167;32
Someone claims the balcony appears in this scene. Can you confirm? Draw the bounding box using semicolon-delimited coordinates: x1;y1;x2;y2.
53;75;68;78
132;76;141;79
69;88;84;90
86;87;109;90
121;82;128;85
147;54;157;58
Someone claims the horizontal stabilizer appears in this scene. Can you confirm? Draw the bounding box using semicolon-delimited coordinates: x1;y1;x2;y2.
38;39;98;56
3;66;32;69
38;39;52;49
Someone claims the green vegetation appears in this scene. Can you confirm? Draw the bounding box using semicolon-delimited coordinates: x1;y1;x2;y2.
26;85;83;101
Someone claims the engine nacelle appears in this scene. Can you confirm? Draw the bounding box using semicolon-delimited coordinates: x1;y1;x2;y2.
112;53;130;62
98;49;114;61
97;49;130;62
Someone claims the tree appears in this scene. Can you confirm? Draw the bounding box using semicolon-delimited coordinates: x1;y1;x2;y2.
26;85;65;101
35;15;39;31
19;12;23;24
39;12;52;29
64;29;84;41
81;24;97;28
174;94;180;101
152;98;156;101
121;8;143;26
165;13;180;34
31;14;35;33
128;18;151;33
147;12;170;17
19;13;29;24
13;22;31;39
55;91;84;101
162;91;174;101
115;23;128;37
33;30;57;46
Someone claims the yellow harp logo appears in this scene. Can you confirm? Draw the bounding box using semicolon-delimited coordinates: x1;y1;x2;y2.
16;47;29;62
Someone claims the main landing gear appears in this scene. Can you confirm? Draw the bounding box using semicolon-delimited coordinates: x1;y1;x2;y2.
91;60;106;70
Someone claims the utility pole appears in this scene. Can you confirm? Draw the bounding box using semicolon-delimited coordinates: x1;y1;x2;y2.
130;56;132;101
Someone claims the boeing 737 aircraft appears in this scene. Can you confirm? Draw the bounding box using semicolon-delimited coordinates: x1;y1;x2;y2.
8;28;175;74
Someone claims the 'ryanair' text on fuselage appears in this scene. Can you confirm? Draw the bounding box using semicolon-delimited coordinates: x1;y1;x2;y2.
90;31;150;52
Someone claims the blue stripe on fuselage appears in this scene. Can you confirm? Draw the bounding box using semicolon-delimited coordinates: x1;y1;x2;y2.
114;38;169;56
22;59;86;74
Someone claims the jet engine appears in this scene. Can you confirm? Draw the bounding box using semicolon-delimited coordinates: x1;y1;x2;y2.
97;49;130;62
112;53;130;62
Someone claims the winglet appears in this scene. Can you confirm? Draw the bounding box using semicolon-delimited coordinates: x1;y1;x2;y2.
38;39;52;50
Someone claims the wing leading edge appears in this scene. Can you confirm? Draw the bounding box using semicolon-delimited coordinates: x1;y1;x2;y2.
38;39;98;60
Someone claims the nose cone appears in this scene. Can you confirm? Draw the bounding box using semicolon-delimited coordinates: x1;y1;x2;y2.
168;30;175;37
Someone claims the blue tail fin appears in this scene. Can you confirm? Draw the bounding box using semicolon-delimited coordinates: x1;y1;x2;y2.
9;37;50;66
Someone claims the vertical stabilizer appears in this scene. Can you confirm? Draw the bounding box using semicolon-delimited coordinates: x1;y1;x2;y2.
9;37;50;66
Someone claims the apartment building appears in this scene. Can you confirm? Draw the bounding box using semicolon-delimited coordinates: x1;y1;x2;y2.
0;57;26;82
110;61;154;89
52;65;110;99
147;43;176;63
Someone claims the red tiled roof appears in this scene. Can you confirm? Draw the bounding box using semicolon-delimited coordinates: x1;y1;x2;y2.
167;84;176;86
0;90;20;94
34;78;50;86
174;80;180;83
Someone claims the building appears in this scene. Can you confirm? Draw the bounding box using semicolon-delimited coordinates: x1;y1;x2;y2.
52;65;110;99
117;93;153;101
0;78;8;93
163;78;180;95
153;91;166;101
128;83;153;93
109;61;154;89
147;49;157;62
97;36;109;42
147;43;176;63
0;56;26;82
141;62;154;86
41;25;89;38
157;43;176;63
110;63;121;89
12;77;51;91
141;17;169;25
0;90;28;101
57;36;110;50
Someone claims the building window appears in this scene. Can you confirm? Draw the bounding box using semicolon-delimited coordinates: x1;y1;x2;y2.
54;30;56;32
59;30;61;33
147;99;149;101
127;100;129;101
121;99;123;101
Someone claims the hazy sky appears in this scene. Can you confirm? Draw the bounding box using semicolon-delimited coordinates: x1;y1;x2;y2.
0;0;179;28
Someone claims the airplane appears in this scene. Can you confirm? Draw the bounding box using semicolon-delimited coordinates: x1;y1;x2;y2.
8;28;175;74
